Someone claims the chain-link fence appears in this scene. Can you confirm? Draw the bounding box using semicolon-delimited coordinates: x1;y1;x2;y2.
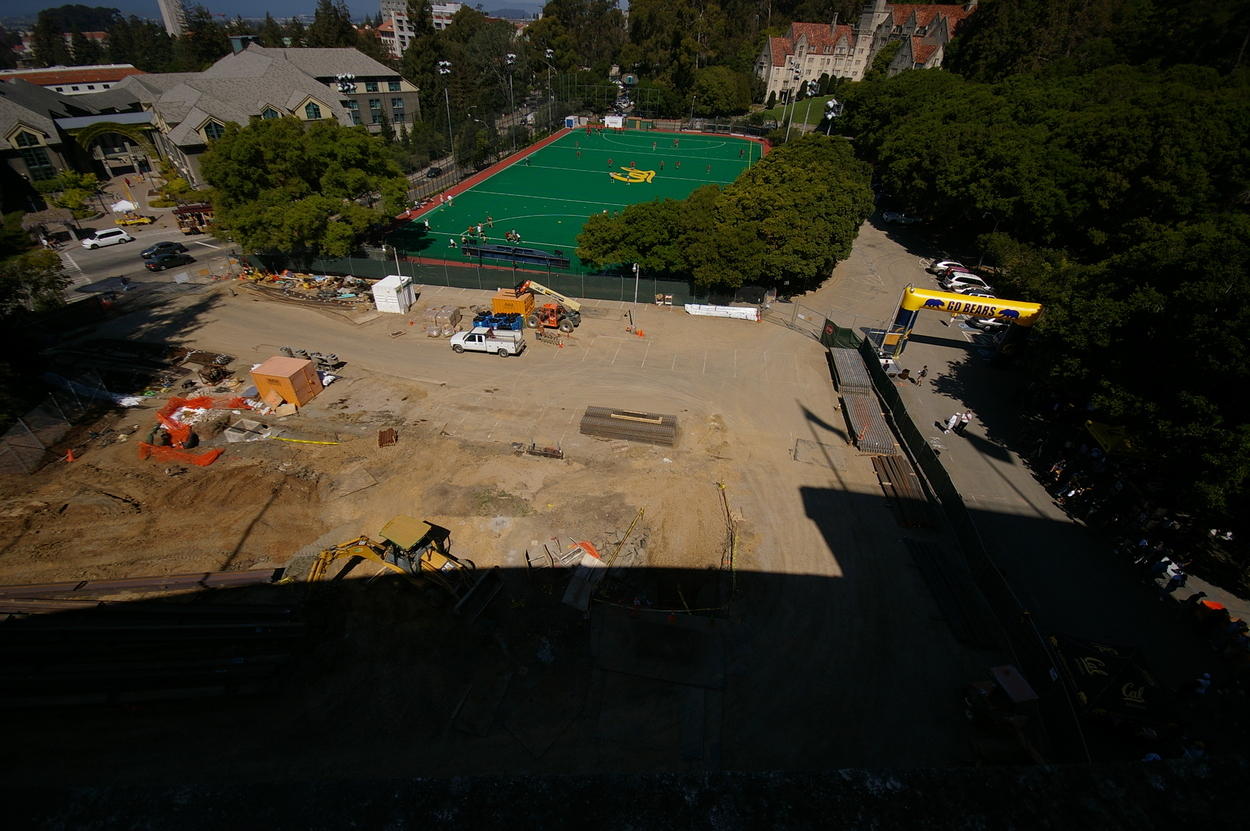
248;252;705;306
0;371;113;474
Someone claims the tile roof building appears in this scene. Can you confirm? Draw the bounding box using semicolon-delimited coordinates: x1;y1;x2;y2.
2;44;421;204
756;0;977;104
115;44;421;187
0;64;145;97
1;76;152;211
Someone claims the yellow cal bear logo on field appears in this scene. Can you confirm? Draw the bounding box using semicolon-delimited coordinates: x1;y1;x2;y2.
610;167;656;183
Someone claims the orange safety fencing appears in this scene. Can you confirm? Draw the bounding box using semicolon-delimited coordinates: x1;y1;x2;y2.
155;396;250;447
137;443;224;466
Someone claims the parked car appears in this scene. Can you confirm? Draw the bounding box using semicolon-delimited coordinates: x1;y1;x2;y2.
144;252;194;271
140;241;188;259
882;211;922;225
967;316;1009;332
425;166;443;179
928;260;966;275
80;228;135;249
942;273;995;294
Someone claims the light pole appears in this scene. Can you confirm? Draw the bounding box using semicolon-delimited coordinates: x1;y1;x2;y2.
824;97;842;136
632;262;640;305
505;52;517;151
802;80;817;130
784;61;802;142
438;60;454;165
505;52;516;114
544;48;554;99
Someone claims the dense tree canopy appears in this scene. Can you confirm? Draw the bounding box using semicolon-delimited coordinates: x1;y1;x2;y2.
200;118;407;261
578;135;872;291
947;0;1250;81
838;54;1250;517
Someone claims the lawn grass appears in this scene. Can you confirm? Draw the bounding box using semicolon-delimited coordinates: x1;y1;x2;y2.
759;94;839;126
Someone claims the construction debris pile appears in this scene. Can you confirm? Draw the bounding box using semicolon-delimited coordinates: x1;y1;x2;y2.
242;270;373;308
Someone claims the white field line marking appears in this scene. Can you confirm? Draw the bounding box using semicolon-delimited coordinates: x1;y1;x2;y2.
639;341;651;368
611;342;622;365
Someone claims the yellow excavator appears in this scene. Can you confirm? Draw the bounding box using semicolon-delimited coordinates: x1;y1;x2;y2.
308;516;486;601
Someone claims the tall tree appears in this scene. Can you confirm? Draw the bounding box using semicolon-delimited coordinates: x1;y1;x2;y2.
68;29;102;66
174;5;231;70
0;250;70;316
200;117;407;260
31;15;70;67
259;13;286;48
285;18;308;48
307;0;357;48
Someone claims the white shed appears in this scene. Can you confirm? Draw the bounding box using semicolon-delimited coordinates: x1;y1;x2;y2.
372;274;416;313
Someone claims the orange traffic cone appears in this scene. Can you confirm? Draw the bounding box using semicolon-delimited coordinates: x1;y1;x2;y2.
64;448;77;462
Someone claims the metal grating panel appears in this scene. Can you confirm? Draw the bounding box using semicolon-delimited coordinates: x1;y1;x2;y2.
829;348;873;395
842;392;896;455
579;406;678;446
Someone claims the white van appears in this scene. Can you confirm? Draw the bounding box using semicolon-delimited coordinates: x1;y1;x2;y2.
81;228;135;249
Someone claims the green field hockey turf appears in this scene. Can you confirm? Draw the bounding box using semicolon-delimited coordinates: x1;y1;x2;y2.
389;128;762;271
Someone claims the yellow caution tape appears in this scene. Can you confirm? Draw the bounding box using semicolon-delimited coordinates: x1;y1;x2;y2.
271;437;339;445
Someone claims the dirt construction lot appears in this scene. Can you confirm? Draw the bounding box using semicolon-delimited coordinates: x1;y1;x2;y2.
0;272;997;783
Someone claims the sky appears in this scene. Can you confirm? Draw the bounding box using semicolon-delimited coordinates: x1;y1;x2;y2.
4;1;548;23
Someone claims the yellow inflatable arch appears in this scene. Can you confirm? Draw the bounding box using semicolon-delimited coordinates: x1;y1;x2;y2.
883;286;1043;357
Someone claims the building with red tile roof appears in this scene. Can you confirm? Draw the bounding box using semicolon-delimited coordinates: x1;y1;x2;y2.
756;0;977;104
0;64;145;96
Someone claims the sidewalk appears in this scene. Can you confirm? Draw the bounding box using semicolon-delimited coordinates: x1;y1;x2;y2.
801;220;1248;689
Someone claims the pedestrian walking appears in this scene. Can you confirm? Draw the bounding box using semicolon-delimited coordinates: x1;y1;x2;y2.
706;163;712;174
476;224;483;236
487;215;493;228
673;138;679;148
447;195;453;206
577;149;581;158
675;160;681;169
629;160;636;169
449;238;457;249
739;147;745;158
652;141;657;150
525;156;531;166
607;157;614;167
954;411;973;435
917;365;928;383
944;413;960;434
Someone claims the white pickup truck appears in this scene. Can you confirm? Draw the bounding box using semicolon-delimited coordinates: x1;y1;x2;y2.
450;327;527;357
